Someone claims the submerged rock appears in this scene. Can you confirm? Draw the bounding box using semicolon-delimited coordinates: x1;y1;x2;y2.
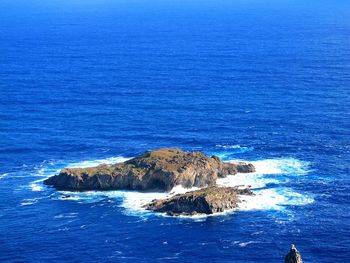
285;244;303;263
144;186;254;216
44;148;255;191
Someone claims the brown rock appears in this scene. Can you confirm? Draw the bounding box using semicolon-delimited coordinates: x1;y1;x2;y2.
144;186;254;216
285;244;303;263
44;148;255;191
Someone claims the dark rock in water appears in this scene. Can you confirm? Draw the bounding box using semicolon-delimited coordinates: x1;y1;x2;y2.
44;148;255;192
285;244;303;263
144;186;254;216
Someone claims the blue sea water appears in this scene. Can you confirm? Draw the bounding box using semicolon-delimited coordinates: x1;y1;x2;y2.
1;0;350;262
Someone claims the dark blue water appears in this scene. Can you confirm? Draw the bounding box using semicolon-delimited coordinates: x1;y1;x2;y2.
1;0;350;262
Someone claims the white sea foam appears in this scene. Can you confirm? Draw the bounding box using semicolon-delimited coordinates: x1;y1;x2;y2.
0;173;8;180
57;186;197;216
54;213;78;219
36;155;313;219
35;167;46;177
216;144;243;149
217;173;279;189
20;198;39;206
218;158;310;189
250;158;310;175
238;241;259;247
212;145;254;159
68;157;130;168
218;158;314;211
30;179;45;192
239;188;314;211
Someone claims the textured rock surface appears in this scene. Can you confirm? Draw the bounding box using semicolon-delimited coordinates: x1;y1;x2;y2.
44;148;255;191
144;186;254;215
285;244;303;263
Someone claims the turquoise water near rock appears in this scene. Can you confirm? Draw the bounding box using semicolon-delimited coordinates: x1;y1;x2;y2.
0;0;349;262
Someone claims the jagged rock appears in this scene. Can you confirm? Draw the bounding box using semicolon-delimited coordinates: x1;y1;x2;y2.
285;244;303;263
44;148;255;191
144;186;254;216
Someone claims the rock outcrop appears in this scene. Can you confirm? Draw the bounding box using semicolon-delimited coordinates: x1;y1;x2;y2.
44;148;255;191
285;244;303;263
144;186;254;216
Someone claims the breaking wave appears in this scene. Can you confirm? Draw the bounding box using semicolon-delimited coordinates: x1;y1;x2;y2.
218;158;313;211
32;155;314;218
67;157;131;168
0;173;8;180
207;145;255;160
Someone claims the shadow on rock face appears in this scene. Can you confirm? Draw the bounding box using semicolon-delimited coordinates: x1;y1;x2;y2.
285;244;303;263
44;148;255;192
143;186;255;216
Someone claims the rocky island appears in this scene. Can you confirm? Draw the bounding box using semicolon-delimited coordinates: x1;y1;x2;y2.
44;149;305;261
44;148;255;191
285;244;303;263
44;148;256;216
144;186;254;216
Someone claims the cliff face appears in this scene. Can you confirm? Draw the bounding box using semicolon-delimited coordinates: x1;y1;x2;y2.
44;148;255;191
144;186;254;216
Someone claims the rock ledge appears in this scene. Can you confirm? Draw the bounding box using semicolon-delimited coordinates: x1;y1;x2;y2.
44;148;255;191
144;186;254;216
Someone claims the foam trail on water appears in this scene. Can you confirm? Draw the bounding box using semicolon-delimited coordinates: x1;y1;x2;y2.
238;241;260;247
0;173;8;180
216;144;245;149
57;185;200;216
20;197;44;206
208;145;254;160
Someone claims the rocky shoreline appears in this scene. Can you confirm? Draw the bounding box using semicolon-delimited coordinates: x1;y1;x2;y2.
44;148;255;192
44;148;256;216
144;186;254;216
44;148;305;262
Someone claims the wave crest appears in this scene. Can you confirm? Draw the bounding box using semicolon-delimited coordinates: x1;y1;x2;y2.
32;156;314;218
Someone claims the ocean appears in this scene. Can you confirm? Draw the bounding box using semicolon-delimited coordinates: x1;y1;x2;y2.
0;0;349;262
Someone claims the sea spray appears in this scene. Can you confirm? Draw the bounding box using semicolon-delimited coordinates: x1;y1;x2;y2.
33;156;314;218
